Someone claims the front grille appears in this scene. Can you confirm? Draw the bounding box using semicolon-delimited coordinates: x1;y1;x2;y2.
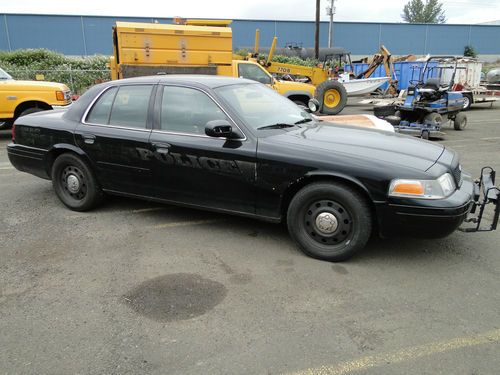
452;164;462;186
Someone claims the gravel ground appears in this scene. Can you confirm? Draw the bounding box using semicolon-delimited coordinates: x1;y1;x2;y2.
0;100;499;375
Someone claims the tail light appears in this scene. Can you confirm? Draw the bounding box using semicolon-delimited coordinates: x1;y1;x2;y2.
12;123;16;142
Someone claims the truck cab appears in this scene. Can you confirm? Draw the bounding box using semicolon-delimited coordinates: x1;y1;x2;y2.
109;21;316;108
0;67;71;128
230;60;315;106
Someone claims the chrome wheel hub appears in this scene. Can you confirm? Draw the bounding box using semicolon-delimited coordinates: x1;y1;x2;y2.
315;212;338;234
66;174;81;193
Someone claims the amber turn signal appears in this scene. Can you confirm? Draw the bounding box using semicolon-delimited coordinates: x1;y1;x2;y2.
391;181;424;196
56;91;65;101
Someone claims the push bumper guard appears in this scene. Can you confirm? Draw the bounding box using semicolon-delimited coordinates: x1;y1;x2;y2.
459;167;499;232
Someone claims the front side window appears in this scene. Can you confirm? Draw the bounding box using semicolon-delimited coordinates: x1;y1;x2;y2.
0;67;12;80
160;86;228;135
86;85;153;129
238;63;272;85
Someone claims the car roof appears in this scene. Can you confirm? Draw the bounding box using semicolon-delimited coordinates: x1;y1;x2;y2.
109;75;257;89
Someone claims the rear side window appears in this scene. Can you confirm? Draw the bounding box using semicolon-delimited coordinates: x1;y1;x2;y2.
86;85;153;129
86;87;117;125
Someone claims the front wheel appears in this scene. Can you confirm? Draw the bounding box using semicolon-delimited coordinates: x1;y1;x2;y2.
287;182;372;262
315;80;348;115
51;153;103;211
453;112;467;130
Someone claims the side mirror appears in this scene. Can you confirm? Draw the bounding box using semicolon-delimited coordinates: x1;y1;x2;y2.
205;119;234;138
307;98;320;113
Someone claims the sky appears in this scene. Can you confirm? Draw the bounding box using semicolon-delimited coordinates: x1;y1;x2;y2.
0;0;499;24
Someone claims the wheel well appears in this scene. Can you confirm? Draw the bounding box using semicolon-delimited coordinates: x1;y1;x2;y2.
281;175;377;226
287;94;310;106
14;101;51;119
45;148;88;177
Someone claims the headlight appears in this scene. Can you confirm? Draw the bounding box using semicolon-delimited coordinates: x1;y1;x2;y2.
388;173;456;199
56;90;72;102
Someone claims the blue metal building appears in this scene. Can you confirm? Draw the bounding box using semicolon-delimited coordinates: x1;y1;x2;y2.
1;13;500;57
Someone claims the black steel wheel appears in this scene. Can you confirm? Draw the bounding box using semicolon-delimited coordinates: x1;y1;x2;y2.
287;182;372;262
51;153;103;211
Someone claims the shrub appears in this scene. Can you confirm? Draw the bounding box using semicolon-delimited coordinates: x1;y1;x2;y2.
0;49;110;94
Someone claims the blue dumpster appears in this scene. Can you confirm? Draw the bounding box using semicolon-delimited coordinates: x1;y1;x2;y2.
346;61;438;91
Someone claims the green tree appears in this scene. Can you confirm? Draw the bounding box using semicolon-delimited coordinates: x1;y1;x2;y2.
464;45;477;58
402;0;446;23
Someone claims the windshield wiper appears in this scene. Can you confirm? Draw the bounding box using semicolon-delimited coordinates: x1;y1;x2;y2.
295;118;313;125
257;123;300;130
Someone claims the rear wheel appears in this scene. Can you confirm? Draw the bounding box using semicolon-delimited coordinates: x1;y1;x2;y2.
453;112;467;130
287;182;372;262
315;81;348;115
462;93;472;110
51;153;103;211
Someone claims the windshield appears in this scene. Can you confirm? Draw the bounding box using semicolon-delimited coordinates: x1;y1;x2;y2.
0;67;13;80
215;83;313;130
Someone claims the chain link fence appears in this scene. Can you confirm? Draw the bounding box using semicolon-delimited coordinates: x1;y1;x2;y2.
5;68;111;95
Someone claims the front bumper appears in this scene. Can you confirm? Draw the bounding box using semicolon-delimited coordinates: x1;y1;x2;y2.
376;169;499;238
51;102;72;111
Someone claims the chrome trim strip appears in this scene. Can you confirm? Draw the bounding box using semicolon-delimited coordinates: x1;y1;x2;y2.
80;82;248;140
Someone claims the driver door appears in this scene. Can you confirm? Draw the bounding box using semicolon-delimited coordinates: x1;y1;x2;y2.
148;84;257;214
236;62;274;87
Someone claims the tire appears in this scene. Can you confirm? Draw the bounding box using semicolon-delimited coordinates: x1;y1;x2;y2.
292;99;308;107
287;182;372;262
51;153;103;211
462;93;472;110
373;105;396;118
19;107;46;118
421;130;430;140
423;112;443;127
315;80;348;115
453;112;467;130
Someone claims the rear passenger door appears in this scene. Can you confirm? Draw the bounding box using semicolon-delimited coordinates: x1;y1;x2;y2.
75;84;156;196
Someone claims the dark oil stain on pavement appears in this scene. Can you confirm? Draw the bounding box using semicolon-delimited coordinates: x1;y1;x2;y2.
123;274;227;322
332;264;349;275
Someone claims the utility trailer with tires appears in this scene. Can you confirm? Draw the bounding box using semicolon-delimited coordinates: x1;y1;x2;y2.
438;57;498;110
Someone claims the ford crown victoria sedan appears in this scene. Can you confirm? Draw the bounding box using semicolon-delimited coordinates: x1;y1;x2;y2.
7;76;499;261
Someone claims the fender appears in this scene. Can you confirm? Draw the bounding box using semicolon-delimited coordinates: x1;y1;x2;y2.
45;143;96;176
304;170;380;203
282;90;312;99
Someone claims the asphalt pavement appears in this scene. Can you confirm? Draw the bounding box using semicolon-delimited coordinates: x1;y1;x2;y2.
1;101;499;375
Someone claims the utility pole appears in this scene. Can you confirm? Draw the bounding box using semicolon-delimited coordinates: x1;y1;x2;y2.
315;0;320;59
326;0;336;48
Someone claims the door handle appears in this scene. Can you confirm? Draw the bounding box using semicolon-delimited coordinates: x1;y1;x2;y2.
152;142;171;154
83;134;96;144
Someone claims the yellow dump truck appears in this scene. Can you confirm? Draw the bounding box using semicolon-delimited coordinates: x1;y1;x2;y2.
110;20;346;114
0;67;72;128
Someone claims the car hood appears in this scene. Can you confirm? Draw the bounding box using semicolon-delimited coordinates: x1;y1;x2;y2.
265;122;445;171
2;80;69;91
